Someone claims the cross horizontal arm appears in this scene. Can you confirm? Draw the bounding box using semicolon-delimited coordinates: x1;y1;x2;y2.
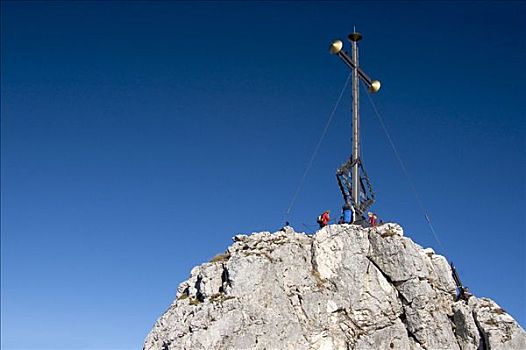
336;50;374;87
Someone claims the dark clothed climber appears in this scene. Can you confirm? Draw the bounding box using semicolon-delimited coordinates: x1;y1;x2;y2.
341;204;354;224
451;263;472;301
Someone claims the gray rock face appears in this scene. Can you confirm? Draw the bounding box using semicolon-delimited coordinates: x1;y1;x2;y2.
144;224;525;350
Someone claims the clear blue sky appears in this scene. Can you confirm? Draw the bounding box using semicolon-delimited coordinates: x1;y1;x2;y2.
1;1;524;349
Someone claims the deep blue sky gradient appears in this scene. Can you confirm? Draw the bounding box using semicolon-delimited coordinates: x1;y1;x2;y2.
1;1;525;349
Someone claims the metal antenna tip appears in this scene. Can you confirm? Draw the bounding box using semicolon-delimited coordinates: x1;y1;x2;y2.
348;32;363;42
329;40;343;54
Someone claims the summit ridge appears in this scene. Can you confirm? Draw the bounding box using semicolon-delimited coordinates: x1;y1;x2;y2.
144;224;526;350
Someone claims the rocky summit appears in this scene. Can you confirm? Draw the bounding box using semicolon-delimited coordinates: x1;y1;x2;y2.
144;223;525;350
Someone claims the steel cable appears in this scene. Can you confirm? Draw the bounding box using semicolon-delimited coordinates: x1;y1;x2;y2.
283;73;352;222
362;83;444;250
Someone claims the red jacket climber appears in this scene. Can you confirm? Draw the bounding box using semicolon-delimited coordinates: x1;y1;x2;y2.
368;212;377;227
318;210;331;228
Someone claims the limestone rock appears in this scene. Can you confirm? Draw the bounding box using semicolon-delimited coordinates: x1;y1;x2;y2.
144;224;525;350
471;297;526;350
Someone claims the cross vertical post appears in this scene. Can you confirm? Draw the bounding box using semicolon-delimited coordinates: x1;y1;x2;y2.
350;32;362;207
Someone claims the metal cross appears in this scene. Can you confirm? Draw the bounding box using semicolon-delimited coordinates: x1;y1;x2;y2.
330;32;381;220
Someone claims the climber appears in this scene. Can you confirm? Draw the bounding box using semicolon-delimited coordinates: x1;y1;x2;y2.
368;212;377;227
341;203;354;224
317;210;331;228
451;262;473;301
